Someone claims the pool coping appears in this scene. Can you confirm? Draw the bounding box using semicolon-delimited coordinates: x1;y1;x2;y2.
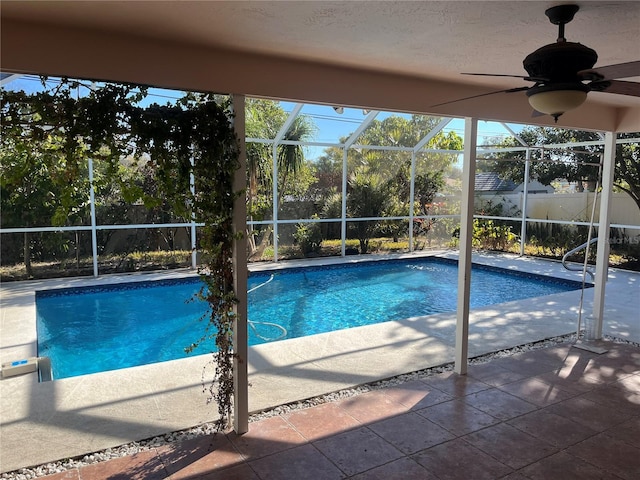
1;251;639;472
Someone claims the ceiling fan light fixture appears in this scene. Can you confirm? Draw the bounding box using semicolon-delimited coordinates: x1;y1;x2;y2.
526;85;589;121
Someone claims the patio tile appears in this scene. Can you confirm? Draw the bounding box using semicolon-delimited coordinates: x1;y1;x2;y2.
578;382;640;415
544;395;633;432
381;379;453;409
510;347;572;367
492;355;562;377
567;432;640;480
462;423;558;469
37;471;80;480
499;474;530;480
349;457;438;480
421;371;490;397
520;450;623;480
467;362;529;387
157;434;245;478
535;367;605;394
411;438;512;480
248;444;343;480
283;402;361;441
313;426;403;477
507;410;597;447
462;387;538;421
602;416;640;448
77;450;167;480
169;463;259;480
226;416;307;460
334;389;407;424
585;349;640;377
367;411;454;454
416;398;499;436
497;377;577;406
612;372;640;400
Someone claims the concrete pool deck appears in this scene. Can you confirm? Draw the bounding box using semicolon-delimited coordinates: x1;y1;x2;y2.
1;251;638;473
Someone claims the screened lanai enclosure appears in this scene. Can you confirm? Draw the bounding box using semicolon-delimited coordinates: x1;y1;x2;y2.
1;75;639;280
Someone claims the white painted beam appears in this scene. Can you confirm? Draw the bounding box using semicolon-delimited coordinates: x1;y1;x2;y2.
590;132;616;340
232;95;249;434
455;117;478;375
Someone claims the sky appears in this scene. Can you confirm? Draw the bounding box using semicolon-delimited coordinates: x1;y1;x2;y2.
278;101;524;162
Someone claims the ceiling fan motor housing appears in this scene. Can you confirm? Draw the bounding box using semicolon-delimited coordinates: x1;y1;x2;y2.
523;41;598;85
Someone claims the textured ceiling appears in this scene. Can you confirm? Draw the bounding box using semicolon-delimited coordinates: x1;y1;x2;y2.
2;1;639;108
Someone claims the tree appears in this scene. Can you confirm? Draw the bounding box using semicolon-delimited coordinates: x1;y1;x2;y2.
347;167;390;253
481;127;640;210
1;81;142;275
2;78;241;431
244;100;316;255
615;139;640;210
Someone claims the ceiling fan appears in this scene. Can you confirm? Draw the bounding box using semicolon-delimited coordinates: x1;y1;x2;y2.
434;4;640;121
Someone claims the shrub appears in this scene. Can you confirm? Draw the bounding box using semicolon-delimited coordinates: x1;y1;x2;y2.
472;219;519;251
293;218;323;255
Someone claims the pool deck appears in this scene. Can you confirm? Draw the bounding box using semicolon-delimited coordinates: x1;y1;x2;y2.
1;251;638;473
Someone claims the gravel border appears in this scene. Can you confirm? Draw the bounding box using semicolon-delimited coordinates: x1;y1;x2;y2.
3;334;638;479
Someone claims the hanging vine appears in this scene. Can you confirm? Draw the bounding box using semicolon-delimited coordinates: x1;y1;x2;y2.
1;78;241;429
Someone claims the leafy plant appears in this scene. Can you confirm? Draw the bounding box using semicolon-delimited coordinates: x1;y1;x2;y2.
472;220;519;251
1;79;240;431
293;215;323;255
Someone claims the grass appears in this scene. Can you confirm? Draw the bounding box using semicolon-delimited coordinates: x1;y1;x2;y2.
2;240;638;282
0;250;193;282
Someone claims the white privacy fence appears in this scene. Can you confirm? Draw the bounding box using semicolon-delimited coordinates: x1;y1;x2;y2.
476;192;640;229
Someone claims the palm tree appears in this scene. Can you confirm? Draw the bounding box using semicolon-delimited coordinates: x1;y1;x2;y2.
347;167;391;254
247;106;315;256
276;115;315;207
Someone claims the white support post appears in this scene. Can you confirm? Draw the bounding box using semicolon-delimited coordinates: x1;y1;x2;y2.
519;149;531;256
272;142;279;262
88;158;99;277
232;95;248;434
590;131;616;340
341;147;348;256
409;151;416;252
455;117;477;375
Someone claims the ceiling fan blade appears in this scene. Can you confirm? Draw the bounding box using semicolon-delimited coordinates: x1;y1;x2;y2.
579;60;640;81
431;86;529;108
594;79;640;97
462;72;547;82
531;109;546;118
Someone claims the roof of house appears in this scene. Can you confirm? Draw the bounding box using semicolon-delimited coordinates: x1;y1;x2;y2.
475;173;517;192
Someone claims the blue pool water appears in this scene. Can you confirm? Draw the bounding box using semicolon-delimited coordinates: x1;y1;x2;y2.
36;258;585;379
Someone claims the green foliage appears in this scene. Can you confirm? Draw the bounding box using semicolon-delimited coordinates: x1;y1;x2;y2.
346;168;390;253
293;215;323;255
471;220;519;251
1;78;240;431
314;115;460;250
480;127;640;211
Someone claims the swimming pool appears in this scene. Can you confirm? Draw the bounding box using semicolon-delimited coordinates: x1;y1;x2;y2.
36;257;586;379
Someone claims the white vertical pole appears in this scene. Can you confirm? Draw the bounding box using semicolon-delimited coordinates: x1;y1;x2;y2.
590;132;616;340
232;95;248;434
454;117;477;375
272;143;279;262
341;148;348;256
88;158;99;277
519;149;531;256
409;151;416;252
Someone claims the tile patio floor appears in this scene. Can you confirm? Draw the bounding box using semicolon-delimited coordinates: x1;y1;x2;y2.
37;340;639;480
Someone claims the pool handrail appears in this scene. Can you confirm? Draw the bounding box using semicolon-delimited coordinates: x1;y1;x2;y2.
562;238;597;281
